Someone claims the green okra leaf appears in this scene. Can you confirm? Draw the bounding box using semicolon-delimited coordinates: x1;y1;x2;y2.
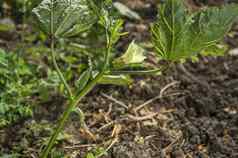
152;0;238;61
32;0;97;38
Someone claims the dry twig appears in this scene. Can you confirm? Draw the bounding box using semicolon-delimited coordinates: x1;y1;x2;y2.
134;81;180;112
64;144;97;149
135;92;182;112
159;81;180;97
127;112;158;121
101;93;129;109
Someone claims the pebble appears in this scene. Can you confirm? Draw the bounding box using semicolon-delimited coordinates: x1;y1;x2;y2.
229;48;238;56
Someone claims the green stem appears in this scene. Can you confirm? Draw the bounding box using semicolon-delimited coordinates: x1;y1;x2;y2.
51;37;73;99
111;62;172;75
40;70;105;158
111;68;162;75
41;54;111;158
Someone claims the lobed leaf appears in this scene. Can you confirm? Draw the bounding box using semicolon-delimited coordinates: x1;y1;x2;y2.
152;0;238;61
32;0;97;38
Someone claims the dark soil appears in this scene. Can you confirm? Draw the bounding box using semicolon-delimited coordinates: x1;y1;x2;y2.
74;55;238;158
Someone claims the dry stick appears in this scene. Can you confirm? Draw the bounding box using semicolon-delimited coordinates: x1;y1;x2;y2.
111;124;122;138
135;92;182;112
106;103;113;116
159;81;180;97
97;121;115;132
104;104;113;123
64;144;97;149
101;93;129;109
127;112;158;121
97;117;129;132
135;81;180;112
133;108;141;130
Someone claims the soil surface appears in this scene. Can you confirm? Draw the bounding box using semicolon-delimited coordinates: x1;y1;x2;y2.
1;0;238;158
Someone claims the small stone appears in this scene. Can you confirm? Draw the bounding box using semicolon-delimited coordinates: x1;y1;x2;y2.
229;48;238;56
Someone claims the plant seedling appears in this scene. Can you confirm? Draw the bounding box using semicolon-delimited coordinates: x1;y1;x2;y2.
32;0;238;157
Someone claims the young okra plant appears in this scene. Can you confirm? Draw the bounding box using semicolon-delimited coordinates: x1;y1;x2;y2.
32;0;238;157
